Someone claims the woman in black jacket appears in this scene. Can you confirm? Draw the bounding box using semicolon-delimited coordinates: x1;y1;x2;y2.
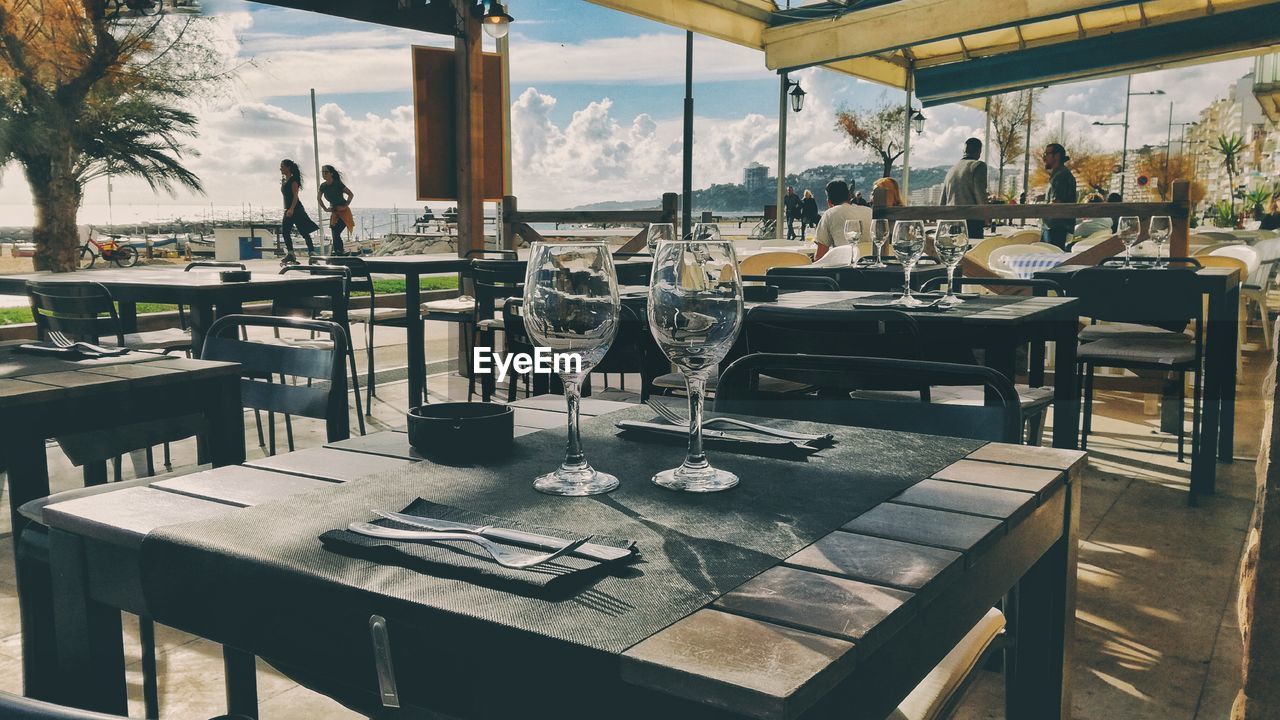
279;159;319;264
800;189;820;242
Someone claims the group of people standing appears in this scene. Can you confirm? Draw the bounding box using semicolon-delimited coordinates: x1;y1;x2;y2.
278;158;356;264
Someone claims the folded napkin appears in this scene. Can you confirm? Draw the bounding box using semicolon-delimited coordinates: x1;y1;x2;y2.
319;499;637;594
615;419;823;460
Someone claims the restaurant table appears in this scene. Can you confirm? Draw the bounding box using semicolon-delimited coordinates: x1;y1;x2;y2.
0;343;244;703
35;395;1083;720
768;262;949;292
1037;265;1240;500
0;267;346;355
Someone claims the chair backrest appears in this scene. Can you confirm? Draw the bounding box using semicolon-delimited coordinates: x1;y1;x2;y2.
739;251;811;277
184;261;246;272
201;315;351;441
471;259;526;322
1210;245;1262;282
988;243;1065;275
0;690;133;719
1066;267;1203;332
310;255;375;294
811;244;856;267
765;274;841;292
966;236;1033;269
614;258;653;287
1005;230;1043;244
275;264;352;317
716;354;1023;443
26;281;124;345
745;306;922;390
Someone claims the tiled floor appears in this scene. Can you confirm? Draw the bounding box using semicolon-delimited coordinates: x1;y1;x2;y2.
0;343;1268;719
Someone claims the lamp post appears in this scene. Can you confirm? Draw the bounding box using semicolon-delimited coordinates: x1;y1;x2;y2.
775;75;805;239
1093;76;1164;197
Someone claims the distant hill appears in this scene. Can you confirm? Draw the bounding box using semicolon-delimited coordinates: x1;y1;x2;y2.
571;162;952;213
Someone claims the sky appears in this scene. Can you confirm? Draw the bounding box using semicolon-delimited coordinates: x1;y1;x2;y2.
0;0;1258;220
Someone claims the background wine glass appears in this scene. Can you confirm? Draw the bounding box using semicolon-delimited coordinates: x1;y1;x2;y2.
523;242;621;496
890;220;927;307
691;222;721;242
646;223;675;255
1117;215;1141;268
935;220;969;306
1149;215;1172;267
647;236;744;492
871;219;890;267
844;220;862;258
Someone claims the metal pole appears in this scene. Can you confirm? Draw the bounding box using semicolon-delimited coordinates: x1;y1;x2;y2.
901;66;913;197
1059;111;1065;142
682;30;694;238
983;98;991;196
1021;90;1032;213
776;72;788;240
1164;102;1174;196
1120;75;1132;198
310;88;326;255
497;32;513;250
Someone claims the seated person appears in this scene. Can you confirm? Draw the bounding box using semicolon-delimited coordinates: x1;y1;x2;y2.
813;179;873;261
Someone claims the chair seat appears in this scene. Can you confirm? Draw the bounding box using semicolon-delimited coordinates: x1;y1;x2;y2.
477;317;505;332
853;384;1053;411
1078;336;1196;367
265;336;335;351
1078;322;1185;343
121;328;192;352
326;307;407;323
887;607;1006;720
421;297;475;315
652;372;810;395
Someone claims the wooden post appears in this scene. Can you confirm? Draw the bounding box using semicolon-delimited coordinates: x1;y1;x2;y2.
661;193;679;225
454;0;484;259
1171;179;1190;260
501;195;517;251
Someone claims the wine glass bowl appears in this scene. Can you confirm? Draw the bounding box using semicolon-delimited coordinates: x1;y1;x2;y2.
844;220;863;254
890;220;927;307
646;223;676;256
1149;215;1172;267
523;242;621;496
648;235;744;492
871;219;890;267
1117;216;1141;268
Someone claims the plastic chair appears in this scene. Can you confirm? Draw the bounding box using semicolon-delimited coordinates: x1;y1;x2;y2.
966;236;1036;271
738;251;811;277
1210;245;1271;349
810;244;857;267
987;243;1065;278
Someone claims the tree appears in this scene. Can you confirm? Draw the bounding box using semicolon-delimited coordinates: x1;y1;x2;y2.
1211;133;1246;217
0;0;232;271
1031;135;1115;198
1133;150;1206;205
834;95;907;178
987;91;1033;198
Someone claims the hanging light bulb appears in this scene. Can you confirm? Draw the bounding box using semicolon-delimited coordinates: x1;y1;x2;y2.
482;1;514;38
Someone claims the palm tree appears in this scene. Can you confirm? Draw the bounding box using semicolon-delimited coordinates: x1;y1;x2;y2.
1211;134;1246;219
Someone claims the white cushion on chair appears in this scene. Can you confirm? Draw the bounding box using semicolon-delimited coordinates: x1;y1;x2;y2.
887;607;1006;720
1078;322;1184;343
121;328;192;352
852;384;1053;412
421;297;475;314
325;307;407;323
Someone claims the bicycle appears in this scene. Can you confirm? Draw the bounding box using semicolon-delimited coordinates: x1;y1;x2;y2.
80;234;139;269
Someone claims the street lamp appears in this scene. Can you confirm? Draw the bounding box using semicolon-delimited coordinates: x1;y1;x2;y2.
786;80;806;113
1094;77;1164;197
911;108;926;135
480;1;514;38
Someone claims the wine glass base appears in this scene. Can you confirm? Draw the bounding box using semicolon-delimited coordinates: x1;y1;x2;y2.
652;466;739;493
891;294;928;308
939;294;965;307
534;466;619;496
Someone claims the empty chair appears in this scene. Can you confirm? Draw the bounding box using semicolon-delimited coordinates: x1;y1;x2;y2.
986;243;1065;278
421;258;526;401
738;251;810;277
26;280;189;353
965;235;1033;271
764;274;840;293
1210;244;1272;349
810;243;857;267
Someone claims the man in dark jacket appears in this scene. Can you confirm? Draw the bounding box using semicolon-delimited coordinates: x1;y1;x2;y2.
783;186;802;240
1041;143;1077;249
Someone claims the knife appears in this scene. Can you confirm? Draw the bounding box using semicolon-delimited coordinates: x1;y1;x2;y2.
375;511;634;563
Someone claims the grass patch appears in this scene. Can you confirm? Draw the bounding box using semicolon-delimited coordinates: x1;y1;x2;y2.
1;303;178;326
368;277;459;294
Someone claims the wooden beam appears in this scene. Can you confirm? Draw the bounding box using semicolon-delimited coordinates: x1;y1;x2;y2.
872;201;1186;221
454;0;484;258
762;0;1139;71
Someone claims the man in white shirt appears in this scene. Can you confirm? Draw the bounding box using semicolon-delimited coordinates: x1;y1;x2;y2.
813;180;873;260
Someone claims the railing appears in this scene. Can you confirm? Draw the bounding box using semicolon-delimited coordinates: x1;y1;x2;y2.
500;193;679;252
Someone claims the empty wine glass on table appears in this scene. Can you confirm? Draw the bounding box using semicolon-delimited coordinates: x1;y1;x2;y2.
646;223;676;255
935;220;970;306
523;242;621;496
690;222;721;242
648;233;744;492
1117;215;1141;268
1149;215;1172;267
871;219;890;267
890;220;928;307
844;220;863;257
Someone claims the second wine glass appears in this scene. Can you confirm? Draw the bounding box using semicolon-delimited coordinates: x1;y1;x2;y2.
523;242;621;496
646;222;675;255
1117;215;1141;268
935;220;969;306
890;220;927;307
871;219;890;267
1149;215;1171;267
648;234;744;492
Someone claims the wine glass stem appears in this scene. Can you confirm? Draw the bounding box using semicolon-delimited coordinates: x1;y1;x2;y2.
561;377;587;470
944;264;956;300
874;243;881;265
683;372;711;469
903;264;914;299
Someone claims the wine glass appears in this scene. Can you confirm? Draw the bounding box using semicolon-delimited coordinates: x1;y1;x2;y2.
844;220;863;256
871;219;889;267
691;222;721;242
1149;215;1172;268
890;220;927;307
1117;216;1141;268
646;223;675;255
647;237;744;492
935;220;970;306
523;242;621;496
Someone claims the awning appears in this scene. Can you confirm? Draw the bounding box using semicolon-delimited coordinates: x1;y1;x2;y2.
248;0;457;35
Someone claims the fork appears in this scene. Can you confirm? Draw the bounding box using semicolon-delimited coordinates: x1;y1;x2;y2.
347;522;591;569
646;399;833;444
48;332;124;356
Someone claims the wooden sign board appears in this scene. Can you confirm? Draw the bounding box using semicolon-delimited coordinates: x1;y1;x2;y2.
412;45;505;201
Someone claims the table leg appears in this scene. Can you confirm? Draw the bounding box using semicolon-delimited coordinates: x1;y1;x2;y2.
117;301;138;334
1005;477;1080;719
1051;317;1080;450
1219;284;1238;463
4;432;60;703
981;342;1017;408
404;272;425;406
1196;285;1228;499
189;302;215;358
49;528;128;714
205;376;247;467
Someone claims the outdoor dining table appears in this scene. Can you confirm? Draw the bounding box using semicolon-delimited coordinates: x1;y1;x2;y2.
32;395;1084;720
768;262;949;292
1037;264;1241;500
0;342;244;703
0;266;347;355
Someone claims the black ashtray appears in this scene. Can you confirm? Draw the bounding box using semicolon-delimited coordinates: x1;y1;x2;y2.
407;402;513;462
220;270;251;283
742;283;779;302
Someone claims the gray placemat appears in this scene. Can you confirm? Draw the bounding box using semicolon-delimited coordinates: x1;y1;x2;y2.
139;406;981;669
